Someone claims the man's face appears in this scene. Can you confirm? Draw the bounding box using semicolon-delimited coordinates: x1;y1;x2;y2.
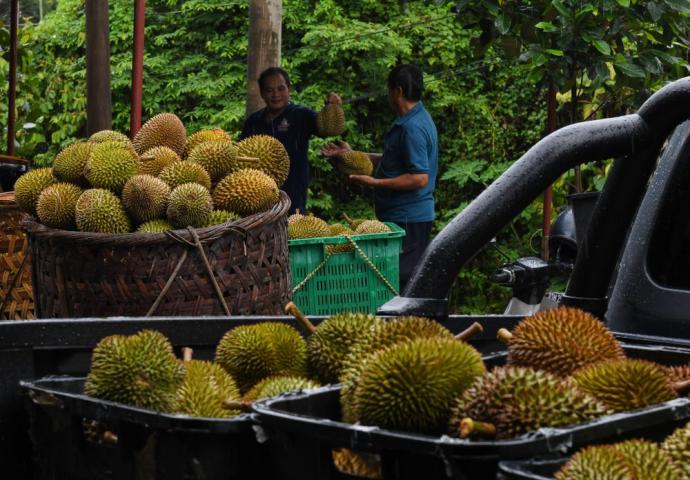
260;74;290;112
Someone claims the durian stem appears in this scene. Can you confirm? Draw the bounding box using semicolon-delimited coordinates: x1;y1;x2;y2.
496;328;513;344
343;213;355;228
235;156;260;163
222;399;253;411
672;378;690;395
101;431;119;445
459;418;497;439
284;301;317;334
182;347;193;362
455;322;483;342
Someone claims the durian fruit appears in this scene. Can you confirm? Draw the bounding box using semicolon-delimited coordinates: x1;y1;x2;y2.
75;188;131;233
343;213;366;229
354;337;485;433
14;167;57;215
133;112;186;157
326;224;356;254
139;146;181;176
497;306;625;377
340;316;455;423
121;174;170;224
159;161;212;190
36;182;83;229
52;142;92;186
84;141;140;194
667;365;690;384
337;151;373;176
661;421;690;478
354;220;391;234
215;322;307;393
205;210;239;227
89;129;132;145
236;135;290;186
166;183;213;229
287;214;330;239
212;169;279;216
185;129;232;158
572;358;678;413
243;375;320;402
187;139;239;182
316;103;346;137
450;366;610;440
137;219;173;233
556;440;681;480
174;359;243;418
84;330;184;411
332;449;382;480
329;223;350;236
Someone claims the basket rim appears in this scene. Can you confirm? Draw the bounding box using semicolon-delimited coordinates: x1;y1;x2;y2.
22;190;290;247
287;222;405;246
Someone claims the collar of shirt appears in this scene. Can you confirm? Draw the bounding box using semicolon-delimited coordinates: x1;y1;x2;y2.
393;101;424;127
262;102;297;124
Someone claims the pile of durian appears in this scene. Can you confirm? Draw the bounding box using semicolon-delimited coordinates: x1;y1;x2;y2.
288;211;391;248
13;113;289;233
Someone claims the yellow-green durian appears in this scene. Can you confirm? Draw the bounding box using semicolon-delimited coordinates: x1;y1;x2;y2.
36;182;83;229
212;169;279;216
75;188;131;233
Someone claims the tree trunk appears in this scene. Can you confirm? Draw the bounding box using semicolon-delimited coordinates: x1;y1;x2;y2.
85;0;112;136
246;0;282;117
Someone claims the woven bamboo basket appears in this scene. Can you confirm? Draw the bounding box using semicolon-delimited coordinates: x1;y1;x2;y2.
0;191;35;320
24;191;292;318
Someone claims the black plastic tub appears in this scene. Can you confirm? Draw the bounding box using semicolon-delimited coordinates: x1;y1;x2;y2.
21;376;273;480
497;458;566;480
0;314;519;477
253;343;690;480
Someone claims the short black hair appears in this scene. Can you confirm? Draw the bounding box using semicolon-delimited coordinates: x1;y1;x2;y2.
258;67;290;91
387;64;423;101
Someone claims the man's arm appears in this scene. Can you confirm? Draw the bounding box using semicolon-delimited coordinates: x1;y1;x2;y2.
350;173;428;190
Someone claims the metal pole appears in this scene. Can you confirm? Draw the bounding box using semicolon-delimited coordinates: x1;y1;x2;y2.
7;0;18;156
130;0;145;138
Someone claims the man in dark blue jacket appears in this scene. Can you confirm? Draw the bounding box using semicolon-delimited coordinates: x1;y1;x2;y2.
240;67;341;214
323;64;438;291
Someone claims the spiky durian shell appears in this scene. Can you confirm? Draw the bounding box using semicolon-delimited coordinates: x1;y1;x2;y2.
14;167;57;215
215;322;307;393
450;366;610;439
166;183;213;228
667;365;690;385
187;139;238;182
52;142;92;186
133;113;186;157
307;313;379;384
212;169;279;216
75;188;131;233
329;223;350;236
137;219;173;233
174;360;242;418
505;306;625;377
185;129;232;158
573;358;677;413
84;141;140;194
332;449;382;479
338;151;373;176
236;135;290;186
36;182;83;229
354;337;485;433
159;161;212;190
340;316;454;423
354;220;390;234
89;130;132;145
243;375;320;402
140;146;181;176
316;103;346;137
122;174;171;224
84;330;184;411
205;210;239;227
662;421;690;478
287;214;330;239
556;440;681;480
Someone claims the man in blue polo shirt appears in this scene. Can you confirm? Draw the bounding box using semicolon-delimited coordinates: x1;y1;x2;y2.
323;64;438;290
240;67;342;214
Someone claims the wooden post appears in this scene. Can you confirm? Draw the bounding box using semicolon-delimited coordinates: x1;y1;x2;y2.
130;0;146;138
85;0;113;136
246;0;282;117
7;0;18;156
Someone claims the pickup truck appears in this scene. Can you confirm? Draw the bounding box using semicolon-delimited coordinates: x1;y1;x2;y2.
4;77;690;477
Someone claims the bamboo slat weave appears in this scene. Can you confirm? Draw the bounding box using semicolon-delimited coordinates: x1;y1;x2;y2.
0;191;34;320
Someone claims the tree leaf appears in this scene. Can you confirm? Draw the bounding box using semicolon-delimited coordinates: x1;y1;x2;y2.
495;13;511;35
616;0;630;7
663;0;690;14
545;48;565;56
551;0;572;19
593;39;611;55
535;21;558;32
615;61;646;78
646;2;665;21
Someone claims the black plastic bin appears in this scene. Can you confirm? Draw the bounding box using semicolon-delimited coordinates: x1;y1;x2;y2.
253;343;690;480
497;458;566;480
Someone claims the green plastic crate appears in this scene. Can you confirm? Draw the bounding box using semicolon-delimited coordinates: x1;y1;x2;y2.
288;223;405;315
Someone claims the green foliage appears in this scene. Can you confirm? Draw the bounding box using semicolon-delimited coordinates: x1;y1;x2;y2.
0;0;687;312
